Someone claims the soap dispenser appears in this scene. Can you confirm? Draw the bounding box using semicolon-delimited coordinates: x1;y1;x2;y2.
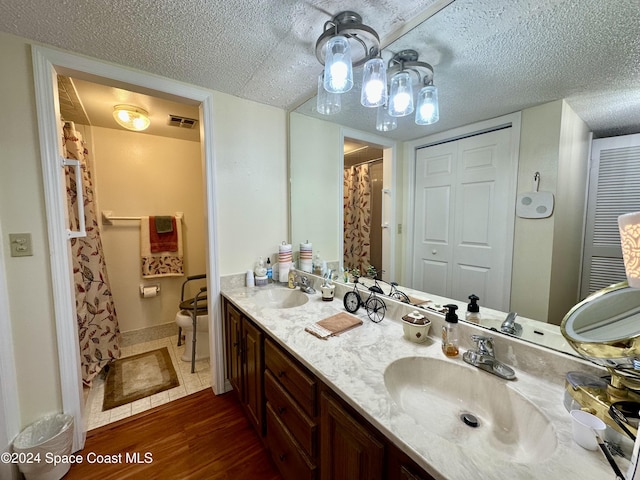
442;304;460;357
466;294;481;324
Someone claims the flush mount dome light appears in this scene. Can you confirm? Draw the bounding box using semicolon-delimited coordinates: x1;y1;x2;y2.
113;105;150;131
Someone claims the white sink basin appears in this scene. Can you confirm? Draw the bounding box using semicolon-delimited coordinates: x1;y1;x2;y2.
253;289;309;309
384;357;557;464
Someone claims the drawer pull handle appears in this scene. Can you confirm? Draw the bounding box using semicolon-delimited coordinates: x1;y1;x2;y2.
279;453;286;462
277;370;285;378
277;406;286;415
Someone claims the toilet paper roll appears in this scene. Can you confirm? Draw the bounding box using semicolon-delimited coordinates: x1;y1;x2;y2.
142;286;158;298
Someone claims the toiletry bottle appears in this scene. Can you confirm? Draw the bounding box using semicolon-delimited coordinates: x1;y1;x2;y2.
466;294;481;324
266;258;272;282
287;268;296;289
442;304;460;357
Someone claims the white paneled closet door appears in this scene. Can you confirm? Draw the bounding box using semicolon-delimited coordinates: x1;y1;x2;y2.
412;127;514;311
581;133;640;298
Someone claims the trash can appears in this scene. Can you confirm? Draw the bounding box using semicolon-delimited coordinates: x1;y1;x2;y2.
12;413;74;480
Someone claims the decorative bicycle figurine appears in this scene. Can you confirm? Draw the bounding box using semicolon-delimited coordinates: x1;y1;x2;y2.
343;276;387;323
355;267;412;305
378;278;411;304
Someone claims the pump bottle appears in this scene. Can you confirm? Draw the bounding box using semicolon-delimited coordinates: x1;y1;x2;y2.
442;304;460;357
466;294;481;323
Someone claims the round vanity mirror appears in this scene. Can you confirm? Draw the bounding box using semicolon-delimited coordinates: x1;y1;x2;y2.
561;281;640;372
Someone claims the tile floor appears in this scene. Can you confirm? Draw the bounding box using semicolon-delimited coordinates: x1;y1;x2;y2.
84;335;211;430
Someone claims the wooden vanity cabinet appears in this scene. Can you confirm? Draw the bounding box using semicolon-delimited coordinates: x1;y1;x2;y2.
223;300;264;434
320;389;384;480
223;297;435;480
264;337;318;480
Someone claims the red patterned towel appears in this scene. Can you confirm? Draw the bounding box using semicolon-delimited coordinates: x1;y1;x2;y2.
149;216;178;253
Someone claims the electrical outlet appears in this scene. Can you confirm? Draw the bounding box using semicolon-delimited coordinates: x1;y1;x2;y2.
9;233;33;257
397;224;403;234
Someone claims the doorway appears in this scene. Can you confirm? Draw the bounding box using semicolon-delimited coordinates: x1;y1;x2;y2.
32;46;221;452
60;75;212;429
341;131;396;283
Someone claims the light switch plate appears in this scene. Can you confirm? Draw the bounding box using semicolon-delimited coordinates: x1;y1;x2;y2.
9;233;33;257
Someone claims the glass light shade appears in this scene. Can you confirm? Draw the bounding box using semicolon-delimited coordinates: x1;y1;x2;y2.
323;36;353;94
415;85;439;125
113;105;150;131
316;74;341;115
361;57;387;107
388;72;414;117
376;103;397;131
618;211;640;288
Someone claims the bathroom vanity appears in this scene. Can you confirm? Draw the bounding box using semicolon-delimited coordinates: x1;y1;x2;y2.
221;281;615;480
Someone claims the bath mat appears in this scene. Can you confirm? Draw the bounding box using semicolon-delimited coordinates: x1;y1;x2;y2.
103;347;179;411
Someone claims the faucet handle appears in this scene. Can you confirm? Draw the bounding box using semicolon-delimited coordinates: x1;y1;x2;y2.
471;335;494;356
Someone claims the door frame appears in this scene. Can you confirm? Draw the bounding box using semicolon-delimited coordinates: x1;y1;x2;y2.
403;112;521;300
31;46;222;452
340;128;397;281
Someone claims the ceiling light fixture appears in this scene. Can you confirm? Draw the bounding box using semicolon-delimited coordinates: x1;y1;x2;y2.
314;14;440;131
113;104;151;132
387;50;438;125
315;11;380;96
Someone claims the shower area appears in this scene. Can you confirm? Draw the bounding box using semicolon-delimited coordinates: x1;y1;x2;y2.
343;140;384;276
58;75;210;429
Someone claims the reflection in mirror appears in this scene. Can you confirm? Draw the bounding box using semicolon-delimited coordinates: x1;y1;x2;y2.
289;0;640;356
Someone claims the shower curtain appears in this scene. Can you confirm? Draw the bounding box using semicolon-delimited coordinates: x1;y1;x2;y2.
344;164;371;275
63;122;121;385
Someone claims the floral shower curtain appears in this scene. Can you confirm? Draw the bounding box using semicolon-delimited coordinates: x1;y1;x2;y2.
344;164;371;275
63;122;121;385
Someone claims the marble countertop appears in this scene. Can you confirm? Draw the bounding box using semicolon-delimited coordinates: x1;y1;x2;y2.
221;282;615;480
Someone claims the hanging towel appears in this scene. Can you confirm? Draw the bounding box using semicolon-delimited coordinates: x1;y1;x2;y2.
149;216;178;252
141;216;184;278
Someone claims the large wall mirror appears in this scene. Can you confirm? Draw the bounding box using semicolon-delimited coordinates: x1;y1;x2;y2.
289;0;640;355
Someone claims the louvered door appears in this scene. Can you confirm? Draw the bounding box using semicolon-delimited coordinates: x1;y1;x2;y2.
581;133;640;298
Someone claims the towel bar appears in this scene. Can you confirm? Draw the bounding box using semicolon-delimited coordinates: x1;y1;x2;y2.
102;211;184;225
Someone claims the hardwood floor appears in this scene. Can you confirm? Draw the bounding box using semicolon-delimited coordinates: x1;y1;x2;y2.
66;389;283;480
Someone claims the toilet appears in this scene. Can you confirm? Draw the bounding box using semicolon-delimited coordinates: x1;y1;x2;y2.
175;310;209;362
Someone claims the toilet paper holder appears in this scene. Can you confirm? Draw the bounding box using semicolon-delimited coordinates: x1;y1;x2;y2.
140;284;160;297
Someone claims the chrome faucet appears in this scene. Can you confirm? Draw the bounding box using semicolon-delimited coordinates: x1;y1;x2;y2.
295;274;316;294
463;335;516;380
500;311;522;337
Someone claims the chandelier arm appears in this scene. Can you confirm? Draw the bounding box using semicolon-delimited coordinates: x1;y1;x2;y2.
344;33;370;61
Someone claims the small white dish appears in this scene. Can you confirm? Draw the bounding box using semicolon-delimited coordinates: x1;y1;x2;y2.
570;409;606;450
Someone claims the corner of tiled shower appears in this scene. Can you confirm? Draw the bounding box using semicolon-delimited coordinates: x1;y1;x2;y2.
84;335;211;430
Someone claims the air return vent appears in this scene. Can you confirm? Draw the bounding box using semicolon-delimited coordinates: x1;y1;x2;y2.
168;114;198;129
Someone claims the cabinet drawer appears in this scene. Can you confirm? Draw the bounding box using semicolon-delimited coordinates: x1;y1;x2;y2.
265;338;317;417
265;369;317;458
267;403;317;480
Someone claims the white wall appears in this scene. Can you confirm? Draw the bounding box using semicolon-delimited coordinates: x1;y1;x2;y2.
0;31;288;432
290;112;342;263
510;100;590;324
511;101;561;321
92;126;205;332
0;32;63;427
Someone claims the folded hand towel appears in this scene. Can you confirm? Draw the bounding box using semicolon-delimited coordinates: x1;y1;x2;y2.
305;312;363;339
141;216;184;278
154;216;174;234
149;216;178;253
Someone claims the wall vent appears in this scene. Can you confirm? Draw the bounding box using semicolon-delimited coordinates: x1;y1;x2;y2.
168;114;198;129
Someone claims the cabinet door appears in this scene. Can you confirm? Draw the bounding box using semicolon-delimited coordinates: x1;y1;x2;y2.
243;318;264;434
227;303;243;397
320;392;383;480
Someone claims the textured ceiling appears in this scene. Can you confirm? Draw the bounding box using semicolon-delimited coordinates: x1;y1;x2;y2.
1;0;639;142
